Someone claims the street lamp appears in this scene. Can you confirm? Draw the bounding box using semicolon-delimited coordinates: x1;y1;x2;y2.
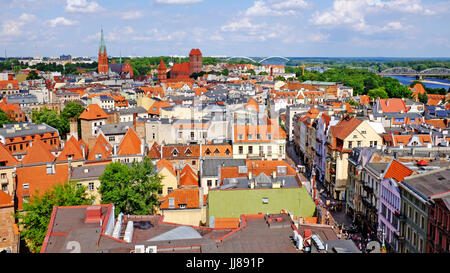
378;227;386;251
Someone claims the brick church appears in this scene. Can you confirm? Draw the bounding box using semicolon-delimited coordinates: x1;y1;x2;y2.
166;48;202;80
97;28;134;78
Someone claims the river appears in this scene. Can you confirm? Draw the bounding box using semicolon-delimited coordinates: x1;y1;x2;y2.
385;75;450;91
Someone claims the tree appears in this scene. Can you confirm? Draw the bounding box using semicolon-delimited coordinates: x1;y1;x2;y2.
99;158;163;216
418;93;428;104
0;109;11;126
32;108;68;137
15;181;94;253
61;102;85;121
220;68;229;76
368;87;389;99
26;70;41;80
247;69;256;75
274;76;286;81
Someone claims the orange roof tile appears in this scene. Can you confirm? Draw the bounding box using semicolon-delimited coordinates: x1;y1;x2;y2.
0;143;19;166
147;142;161;159
117;128;142;156
57;136;85;161
378;99;407;113
384;159;413;182
21;138;55;165
78;104;108;120
0;190;13;208
159;188;200;209
16;164;69;210
87;134;112;161
156;158;175;176
425;119;446;130
330;117;362;140
148;100;171;116
245;98;259;112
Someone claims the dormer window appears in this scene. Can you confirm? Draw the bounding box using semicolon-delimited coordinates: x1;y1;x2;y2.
185;148;192;156
172;149;179;157
205;148;211;155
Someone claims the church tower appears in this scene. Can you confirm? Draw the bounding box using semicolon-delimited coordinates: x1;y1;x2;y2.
189;49;202;74
98;28;109;74
157;58;167;84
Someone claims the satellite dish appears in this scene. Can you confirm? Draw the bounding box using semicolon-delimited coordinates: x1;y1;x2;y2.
366;241;381;253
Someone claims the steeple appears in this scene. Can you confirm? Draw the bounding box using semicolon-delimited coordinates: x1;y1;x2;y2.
99;27;106;55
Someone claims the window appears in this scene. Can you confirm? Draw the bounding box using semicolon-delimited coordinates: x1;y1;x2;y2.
414;211;418;224
239;146;243;154
109;136;115;142
262;197;269;204
46;165;55;175
248;134;253;140
248;146;253;154
418;238;423;252
348;141;353;148
238;134;243;140
279;145;283;155
256;134;261;140
361;130;366;134
89;183;94;191
2;184;7;192
267;134;272;140
357;141;362;147
168;187;173;194
413;232;417;246
179;204;186;209
192;161;196;166
23;183;29;189
207;180;212;187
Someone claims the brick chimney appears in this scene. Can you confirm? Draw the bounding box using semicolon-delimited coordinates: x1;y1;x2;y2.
84;205;102;224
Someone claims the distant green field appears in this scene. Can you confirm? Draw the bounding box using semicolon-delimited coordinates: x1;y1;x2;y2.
207;187;316;219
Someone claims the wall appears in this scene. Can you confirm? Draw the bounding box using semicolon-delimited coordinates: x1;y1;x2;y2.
161;207;206;227
207;187;315;220
0;205;19;253
158;167;178;197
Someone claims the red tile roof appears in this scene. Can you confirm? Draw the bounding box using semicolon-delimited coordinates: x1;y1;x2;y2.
78;104;108;120
117;128;142;156
87;134;112;161
21;138;55;165
0;143;19;166
159;188;200;209
57;136;85;161
0;190;13;208
378;99;407;113
189;49;202;56
16;164;69;210
384;159;413;182
330;117;362;140
156;158;176;176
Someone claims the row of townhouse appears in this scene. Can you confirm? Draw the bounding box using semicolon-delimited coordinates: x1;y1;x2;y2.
346;146;450;253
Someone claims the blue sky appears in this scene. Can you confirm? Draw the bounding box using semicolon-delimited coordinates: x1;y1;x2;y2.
0;0;449;57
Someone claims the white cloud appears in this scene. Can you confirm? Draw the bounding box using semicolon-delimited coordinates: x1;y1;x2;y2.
311;0;423;34
155;0;203;4
121;10;144;20
221;18;263;32
1;13;36;36
49;17;77;27
245;0;309;16
65;0;102;13
308;32;330;42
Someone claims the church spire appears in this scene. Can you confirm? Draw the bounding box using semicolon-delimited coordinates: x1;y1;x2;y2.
99;27;106;54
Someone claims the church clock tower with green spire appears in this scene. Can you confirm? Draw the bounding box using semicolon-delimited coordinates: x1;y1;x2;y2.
98;28;109;74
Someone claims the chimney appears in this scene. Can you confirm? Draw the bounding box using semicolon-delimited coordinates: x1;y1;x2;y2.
273;171;276;179
84;205;102;224
248;171;252;180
